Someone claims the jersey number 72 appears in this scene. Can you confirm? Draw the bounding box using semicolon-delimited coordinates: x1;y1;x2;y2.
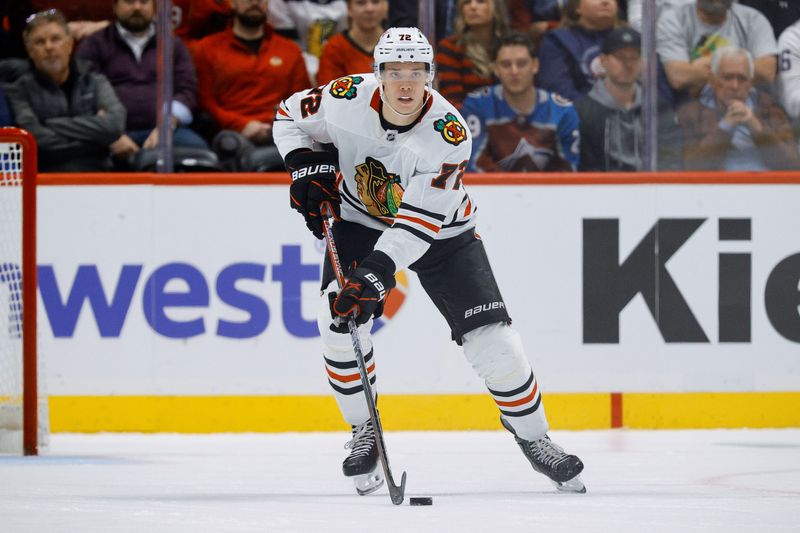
431;161;467;190
300;87;323;118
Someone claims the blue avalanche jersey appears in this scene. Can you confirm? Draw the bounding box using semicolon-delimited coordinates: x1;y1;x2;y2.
461;85;580;172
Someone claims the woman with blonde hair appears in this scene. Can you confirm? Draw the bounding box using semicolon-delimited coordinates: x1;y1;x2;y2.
436;0;509;107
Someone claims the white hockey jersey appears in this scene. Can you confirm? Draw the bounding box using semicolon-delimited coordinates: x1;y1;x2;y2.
274;74;476;271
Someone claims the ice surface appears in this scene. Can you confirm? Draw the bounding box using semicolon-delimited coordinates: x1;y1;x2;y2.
1;429;799;533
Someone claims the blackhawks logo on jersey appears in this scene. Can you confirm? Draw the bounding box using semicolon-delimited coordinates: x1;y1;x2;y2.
329;76;364;100
355;157;404;218
434;112;467;146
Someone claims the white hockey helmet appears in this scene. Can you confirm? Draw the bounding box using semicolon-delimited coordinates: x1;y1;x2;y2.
373;27;435;83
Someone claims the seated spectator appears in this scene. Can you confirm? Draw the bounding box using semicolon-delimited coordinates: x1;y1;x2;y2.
436;0;510;108
317;0;388;85
536;0;620;102
626;0;694;31
268;0;347;82
738;0;800;41
191;0;310;170
576;27;642;171
657;0;778;95
173;0;232;44
76;0;208;165
676;46;800;170
461;32;579;172
777;18;800;122
575;27;682;171
6;10;125;172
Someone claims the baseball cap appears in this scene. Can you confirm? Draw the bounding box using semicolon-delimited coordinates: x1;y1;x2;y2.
602;27;641;54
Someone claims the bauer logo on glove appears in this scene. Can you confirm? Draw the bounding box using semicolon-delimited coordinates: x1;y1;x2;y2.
363;272;387;299
290;163;338;181
330;251;396;325
285;150;342;239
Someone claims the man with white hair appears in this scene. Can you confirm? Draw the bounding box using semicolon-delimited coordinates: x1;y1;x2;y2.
676;45;799;170
657;0;777;94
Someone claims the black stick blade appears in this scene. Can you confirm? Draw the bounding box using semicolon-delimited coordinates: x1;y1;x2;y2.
389;471;407;505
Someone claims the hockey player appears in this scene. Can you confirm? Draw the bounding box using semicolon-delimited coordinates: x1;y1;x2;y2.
273;27;586;496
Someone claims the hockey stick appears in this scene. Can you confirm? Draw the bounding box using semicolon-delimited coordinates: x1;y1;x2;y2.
320;203;407;506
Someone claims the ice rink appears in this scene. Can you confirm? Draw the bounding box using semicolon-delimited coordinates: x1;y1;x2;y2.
1;429;799;533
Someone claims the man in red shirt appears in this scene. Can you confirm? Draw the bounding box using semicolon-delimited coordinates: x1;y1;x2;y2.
191;0;310;149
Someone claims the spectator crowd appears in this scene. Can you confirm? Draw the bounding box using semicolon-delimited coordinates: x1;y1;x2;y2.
2;0;800;173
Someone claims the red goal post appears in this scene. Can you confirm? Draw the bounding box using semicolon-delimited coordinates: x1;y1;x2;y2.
0;127;40;455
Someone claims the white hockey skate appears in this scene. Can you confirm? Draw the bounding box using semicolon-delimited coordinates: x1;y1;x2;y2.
343;420;385;495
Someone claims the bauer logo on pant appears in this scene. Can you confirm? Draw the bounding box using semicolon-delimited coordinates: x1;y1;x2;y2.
464;301;505;319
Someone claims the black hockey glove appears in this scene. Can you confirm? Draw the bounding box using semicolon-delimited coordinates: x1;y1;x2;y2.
287;150;341;239
330;251;396;326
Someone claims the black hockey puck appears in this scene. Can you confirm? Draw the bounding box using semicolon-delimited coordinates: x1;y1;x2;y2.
409;497;433;506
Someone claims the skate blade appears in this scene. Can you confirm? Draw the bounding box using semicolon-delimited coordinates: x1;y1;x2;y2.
551;475;586;494
353;467;385;496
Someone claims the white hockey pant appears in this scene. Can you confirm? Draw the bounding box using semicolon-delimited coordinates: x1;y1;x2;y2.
462;323;549;441
318;284;376;427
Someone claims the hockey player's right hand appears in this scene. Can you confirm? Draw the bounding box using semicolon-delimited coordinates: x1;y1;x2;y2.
287;150;341;239
330;252;396;326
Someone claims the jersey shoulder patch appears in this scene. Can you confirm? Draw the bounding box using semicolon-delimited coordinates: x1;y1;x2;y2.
329;75;365;100
433;112;468;146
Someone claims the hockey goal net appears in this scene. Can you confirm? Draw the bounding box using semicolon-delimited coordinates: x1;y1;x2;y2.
0;127;47;455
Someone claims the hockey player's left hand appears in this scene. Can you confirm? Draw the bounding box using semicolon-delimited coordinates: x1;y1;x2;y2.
331;251;396;325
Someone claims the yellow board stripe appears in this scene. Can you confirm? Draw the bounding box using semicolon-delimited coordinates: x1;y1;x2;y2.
48;392;800;433
622;392;800;429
